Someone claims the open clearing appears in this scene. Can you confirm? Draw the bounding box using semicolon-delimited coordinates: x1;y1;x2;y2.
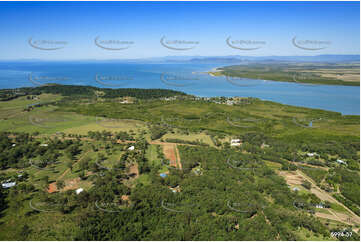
278;170;360;228
162;131;214;146
162;143;178;168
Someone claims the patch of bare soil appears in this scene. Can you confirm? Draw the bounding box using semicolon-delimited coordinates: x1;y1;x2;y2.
128;163;139;178
47;182;57;193
279;170;360;228
174;145;182;169
47;177;82;193
278;171;304;186
62;177;81;191
162;143;177;168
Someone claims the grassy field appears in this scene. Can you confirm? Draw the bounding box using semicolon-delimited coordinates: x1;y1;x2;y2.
5;93;354;142
162;131;214;146
63;118;147;135
264;160;282;170
145;144;161;167
0;95;149;136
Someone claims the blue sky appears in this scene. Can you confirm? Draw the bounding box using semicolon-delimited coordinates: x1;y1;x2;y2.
0;1;359;60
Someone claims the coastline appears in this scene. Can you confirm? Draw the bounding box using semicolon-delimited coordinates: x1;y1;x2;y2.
1;83;359;116
0;62;359;115
207;65;360;87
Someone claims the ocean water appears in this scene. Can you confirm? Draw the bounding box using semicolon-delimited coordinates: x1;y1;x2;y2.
0;61;359;115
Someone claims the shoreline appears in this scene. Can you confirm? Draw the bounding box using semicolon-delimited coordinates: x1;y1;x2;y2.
1;84;359;116
207;65;360;87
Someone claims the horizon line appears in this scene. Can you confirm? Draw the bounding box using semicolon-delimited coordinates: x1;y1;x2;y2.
0;54;360;62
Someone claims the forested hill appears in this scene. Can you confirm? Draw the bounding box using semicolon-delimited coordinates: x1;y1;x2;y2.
3;84;188;100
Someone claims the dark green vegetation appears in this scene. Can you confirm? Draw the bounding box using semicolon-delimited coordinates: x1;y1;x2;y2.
0;85;359;240
0;84;187;101
78;146;332;240
210;63;360;86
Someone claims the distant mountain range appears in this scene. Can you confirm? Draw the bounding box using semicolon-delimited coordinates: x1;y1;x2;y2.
2;55;359;64
161;55;360;64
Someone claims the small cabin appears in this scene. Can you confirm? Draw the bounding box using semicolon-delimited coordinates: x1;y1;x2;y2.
2;181;16;188
315;203;325;208
230;139;241;146
337;159;347;165
76;188;84;195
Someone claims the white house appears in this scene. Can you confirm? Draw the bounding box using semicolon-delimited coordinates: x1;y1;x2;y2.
337;159;347;165
128;146;135;151
315;204;325;208
76;188;84;195
2;181;16;188
231;139;241;146
307;153;315;157
226;100;234;105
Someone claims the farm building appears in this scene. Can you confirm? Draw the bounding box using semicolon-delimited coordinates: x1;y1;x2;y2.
2;181;16;188
76;188;84;195
231;139;241;146
337;159;347;165
315;203;325;208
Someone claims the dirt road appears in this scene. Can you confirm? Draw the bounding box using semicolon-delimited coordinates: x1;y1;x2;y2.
296;170;360;226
